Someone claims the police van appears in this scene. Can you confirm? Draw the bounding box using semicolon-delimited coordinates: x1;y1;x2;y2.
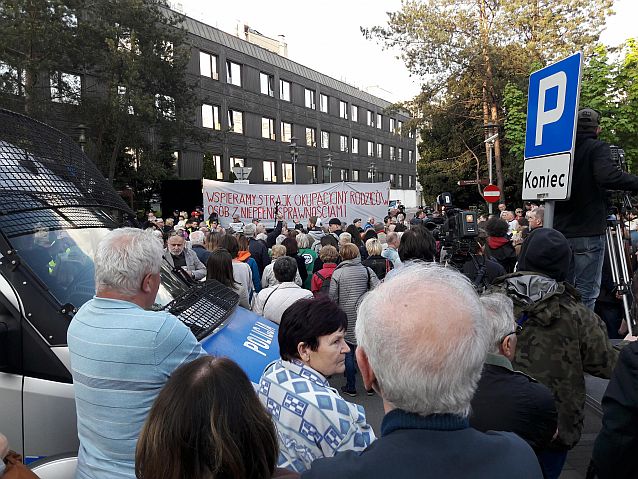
0;109;279;463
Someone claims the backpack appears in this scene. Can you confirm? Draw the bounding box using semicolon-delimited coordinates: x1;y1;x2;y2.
314;271;332;297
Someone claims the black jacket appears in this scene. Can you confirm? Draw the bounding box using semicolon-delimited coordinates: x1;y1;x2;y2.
303;409;543;479
362;255;392;280
554;132;638;238
266;221;283;248
590;341;638;479
248;237;270;275
470;354;557;452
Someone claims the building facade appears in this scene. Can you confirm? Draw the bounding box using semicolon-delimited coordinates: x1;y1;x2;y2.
179;14;418;204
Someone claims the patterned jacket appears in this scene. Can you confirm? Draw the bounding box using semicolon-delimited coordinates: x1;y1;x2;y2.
491;272;619;450
259;359;376;472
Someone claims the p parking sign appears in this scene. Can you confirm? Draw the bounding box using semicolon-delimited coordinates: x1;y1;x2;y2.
522;52;582;201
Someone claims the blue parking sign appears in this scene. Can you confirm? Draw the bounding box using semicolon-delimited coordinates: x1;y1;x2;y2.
524;52;582;159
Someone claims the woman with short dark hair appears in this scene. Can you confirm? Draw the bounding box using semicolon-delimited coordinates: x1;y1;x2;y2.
206;249;250;309
136;356;298;479
258;297;375;473
398;226;436;262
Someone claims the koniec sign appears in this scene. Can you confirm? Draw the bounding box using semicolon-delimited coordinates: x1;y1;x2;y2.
203;179;391;227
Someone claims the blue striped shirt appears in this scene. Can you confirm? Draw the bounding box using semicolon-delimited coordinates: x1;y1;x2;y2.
67;297;205;479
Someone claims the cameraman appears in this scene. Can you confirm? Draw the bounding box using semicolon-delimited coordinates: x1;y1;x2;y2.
554;108;638;309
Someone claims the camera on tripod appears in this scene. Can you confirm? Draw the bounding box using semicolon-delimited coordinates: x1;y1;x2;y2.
434;192;479;266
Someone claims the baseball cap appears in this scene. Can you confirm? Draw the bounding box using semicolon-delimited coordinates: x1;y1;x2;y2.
352;218;362;224
577;108;601;130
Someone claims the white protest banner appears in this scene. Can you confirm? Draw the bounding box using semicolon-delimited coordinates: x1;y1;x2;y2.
203;180;390;227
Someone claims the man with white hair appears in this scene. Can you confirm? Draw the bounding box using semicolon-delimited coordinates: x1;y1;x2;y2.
68;228;205;479
302;263;542;478
470;293;557;470
244;222;270;275
163;233;206;281
188;229;210;265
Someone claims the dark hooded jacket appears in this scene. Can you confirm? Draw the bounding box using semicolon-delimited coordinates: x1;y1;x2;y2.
490;228;619;450
484;236;517;273
554;131;638;238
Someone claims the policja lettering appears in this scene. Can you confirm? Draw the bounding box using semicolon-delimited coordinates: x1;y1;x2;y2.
524;169;566;189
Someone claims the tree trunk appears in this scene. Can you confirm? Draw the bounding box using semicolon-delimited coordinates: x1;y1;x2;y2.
107;125;124;184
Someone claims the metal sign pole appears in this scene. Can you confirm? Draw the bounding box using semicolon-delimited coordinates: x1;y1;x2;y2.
544;200;554;229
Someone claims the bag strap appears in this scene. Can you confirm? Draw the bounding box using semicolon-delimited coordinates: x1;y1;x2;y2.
261;285;281;314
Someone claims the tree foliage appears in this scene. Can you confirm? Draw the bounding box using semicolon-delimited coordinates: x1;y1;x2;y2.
0;0;204;206
366;0;615;206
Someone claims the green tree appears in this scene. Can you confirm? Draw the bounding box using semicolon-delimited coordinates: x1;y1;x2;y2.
366;0;613;204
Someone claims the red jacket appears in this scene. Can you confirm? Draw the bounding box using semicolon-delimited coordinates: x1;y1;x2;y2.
311;263;337;295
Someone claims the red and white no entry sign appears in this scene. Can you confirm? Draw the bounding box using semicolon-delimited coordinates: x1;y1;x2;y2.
483;184;501;203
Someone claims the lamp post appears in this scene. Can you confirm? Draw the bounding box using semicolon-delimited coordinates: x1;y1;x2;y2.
484;127;499;215
326;153;333;183
369;161;376;182
289;136;298;184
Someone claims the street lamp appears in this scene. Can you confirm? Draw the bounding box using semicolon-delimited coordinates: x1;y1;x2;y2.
326;153;333;183
484;129;499;215
289;136;298;184
369;161;376;182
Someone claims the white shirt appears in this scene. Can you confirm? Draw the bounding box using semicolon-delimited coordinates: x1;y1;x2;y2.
253;282;313;324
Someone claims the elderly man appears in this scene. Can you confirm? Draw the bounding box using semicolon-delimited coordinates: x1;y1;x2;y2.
244;222;270;275
67;228;205;479
471;293;557;470
303;263;542;478
253;256;312;324
163;233;206;281
382;231;401;268
528;206;544;230
188;230;210;265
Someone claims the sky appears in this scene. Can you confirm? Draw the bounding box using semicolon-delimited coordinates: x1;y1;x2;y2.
176;0;637;105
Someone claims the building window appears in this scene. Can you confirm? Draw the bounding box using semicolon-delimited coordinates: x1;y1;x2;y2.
281;121;292;143
398;120;403;134
377;143;383;159
376;113;382;129
228;109;243;134
321;131;329;149
230;157;245;178
282;163;294;183
204;153;223;180
226;60;241;87
408;129;415;139
50;71;81;105
202;104;220;130
199;51;218;79
367;110;374;127
367;141;373;157
352;137;359;154
304;88;316;109
390;173;395;187
339;100;348;119
340;135;348;152
398;174;403;188
378;172;383;182
390;146;395;161
262;117;275;140
0;62;23;96
263;161;276;182
389;118;396;133
307;165;317;183
409;175;414;188
352;170;360;182
351;105;358;122
320;93;328;113
280;79;291;102
398;148;403;162
408;150;414;163
260;72;274;96
340;169;349;181
154;94;174;119
322;167;331;183
306;127;316;147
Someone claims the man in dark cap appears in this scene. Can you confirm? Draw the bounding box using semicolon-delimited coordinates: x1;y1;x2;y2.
491;227;623;479
328;217;343;239
554;108;638;310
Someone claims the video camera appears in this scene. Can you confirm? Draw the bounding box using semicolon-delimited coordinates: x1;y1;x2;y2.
433;192;479;267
